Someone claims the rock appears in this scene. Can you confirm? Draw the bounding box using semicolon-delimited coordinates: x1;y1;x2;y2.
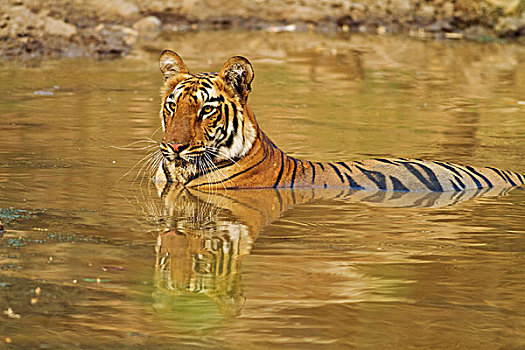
463;25;497;41
389;0;411;12
417;5;435;22
132;16;162;36
43;17;77;38
427;20;453;33
485;0;521;16
85;0;139;20
441;2;454;19
495;17;525;36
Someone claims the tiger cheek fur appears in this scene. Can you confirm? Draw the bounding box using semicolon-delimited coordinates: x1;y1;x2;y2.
153;50;525;191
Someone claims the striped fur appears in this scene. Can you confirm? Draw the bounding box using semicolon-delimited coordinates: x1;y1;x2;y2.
154;50;525;192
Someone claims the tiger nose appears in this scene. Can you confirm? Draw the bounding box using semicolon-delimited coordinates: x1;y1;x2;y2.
167;142;187;153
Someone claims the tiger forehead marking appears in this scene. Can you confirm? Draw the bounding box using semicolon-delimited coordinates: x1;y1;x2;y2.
165;75;221;111
154;50;525;191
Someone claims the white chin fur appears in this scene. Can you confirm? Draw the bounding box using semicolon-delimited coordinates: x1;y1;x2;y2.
154;160;196;184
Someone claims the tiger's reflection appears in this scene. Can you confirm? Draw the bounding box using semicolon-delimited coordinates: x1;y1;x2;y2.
153;184;255;316
152;182;516;316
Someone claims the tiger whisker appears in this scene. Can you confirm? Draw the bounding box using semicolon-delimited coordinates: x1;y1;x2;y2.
206;147;242;168
111;139;158;150
149;126;163;140
141;151;163;188
133;149;161;187
115;148;159;185
111;144;158;151
204;151;230;191
203;153;224;192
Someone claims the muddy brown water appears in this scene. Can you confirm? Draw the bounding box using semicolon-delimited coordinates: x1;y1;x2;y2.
0;32;524;349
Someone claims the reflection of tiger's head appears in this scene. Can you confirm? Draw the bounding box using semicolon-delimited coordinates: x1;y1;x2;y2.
157;50;258;184
154;184;255;316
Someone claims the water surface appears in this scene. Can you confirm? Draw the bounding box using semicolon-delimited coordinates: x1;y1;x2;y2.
0;32;524;349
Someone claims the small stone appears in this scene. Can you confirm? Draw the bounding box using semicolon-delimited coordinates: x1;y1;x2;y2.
132;16;161;36
35;287;41;295
463;25;496;41
495;17;524;36
445;32;463;40
4;308;20;319
417;5;435;22
442;2;454;18
86;0;139;20
43;16;77;38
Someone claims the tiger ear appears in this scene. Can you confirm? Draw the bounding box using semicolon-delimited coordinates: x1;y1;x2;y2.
159;50;189;80
220;56;254;103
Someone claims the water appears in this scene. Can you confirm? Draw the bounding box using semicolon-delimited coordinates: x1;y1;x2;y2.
0;31;524;349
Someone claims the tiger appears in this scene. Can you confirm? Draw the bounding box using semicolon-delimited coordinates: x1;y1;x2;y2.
154;50;525;192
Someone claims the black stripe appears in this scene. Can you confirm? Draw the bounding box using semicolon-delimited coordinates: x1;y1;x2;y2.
465;166;493;188
272;151;286;188
450;180;462;192
450;164;483;189
374;158;398;165
434;161;463;178
336;161;353;173
413;193;438;207
162;161;172;182
362;191;387;203
231;102;238;119
518;173;525;185
487;167;509;183
223;103;230;131
290;158;298;188
223;132;235;148
502;170;517;186
195;155;267;187
335;189;346;199
400;161;443;192
300;159;306;176
317;162;325;171
160;181;173;198
453;175;466;189
389;190;405;200
344;173;364;189
200;81;212;89
223;103;229;122
389;175;409;191
450;188;465;202
356;165;387;190
200;88;209;100
274;188;284;213
327;163;345;183
232;113;238;132
309;161;316;184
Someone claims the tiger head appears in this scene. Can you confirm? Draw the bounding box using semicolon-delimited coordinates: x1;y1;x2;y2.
157;50;258;183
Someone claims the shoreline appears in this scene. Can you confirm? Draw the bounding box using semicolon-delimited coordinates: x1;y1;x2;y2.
1;0;524;59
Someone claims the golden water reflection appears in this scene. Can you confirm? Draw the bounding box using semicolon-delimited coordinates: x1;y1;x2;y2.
0;31;523;348
151;182;522;319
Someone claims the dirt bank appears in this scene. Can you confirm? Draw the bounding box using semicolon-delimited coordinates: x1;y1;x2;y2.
1;0;524;59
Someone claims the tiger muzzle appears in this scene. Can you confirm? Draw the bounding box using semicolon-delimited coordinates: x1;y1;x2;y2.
161;141;189;161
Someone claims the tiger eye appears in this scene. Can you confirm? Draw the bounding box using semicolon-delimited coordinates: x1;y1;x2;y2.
202;105;213;114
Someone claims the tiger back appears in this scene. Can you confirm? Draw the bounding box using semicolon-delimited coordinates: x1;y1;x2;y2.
154;50;525;192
